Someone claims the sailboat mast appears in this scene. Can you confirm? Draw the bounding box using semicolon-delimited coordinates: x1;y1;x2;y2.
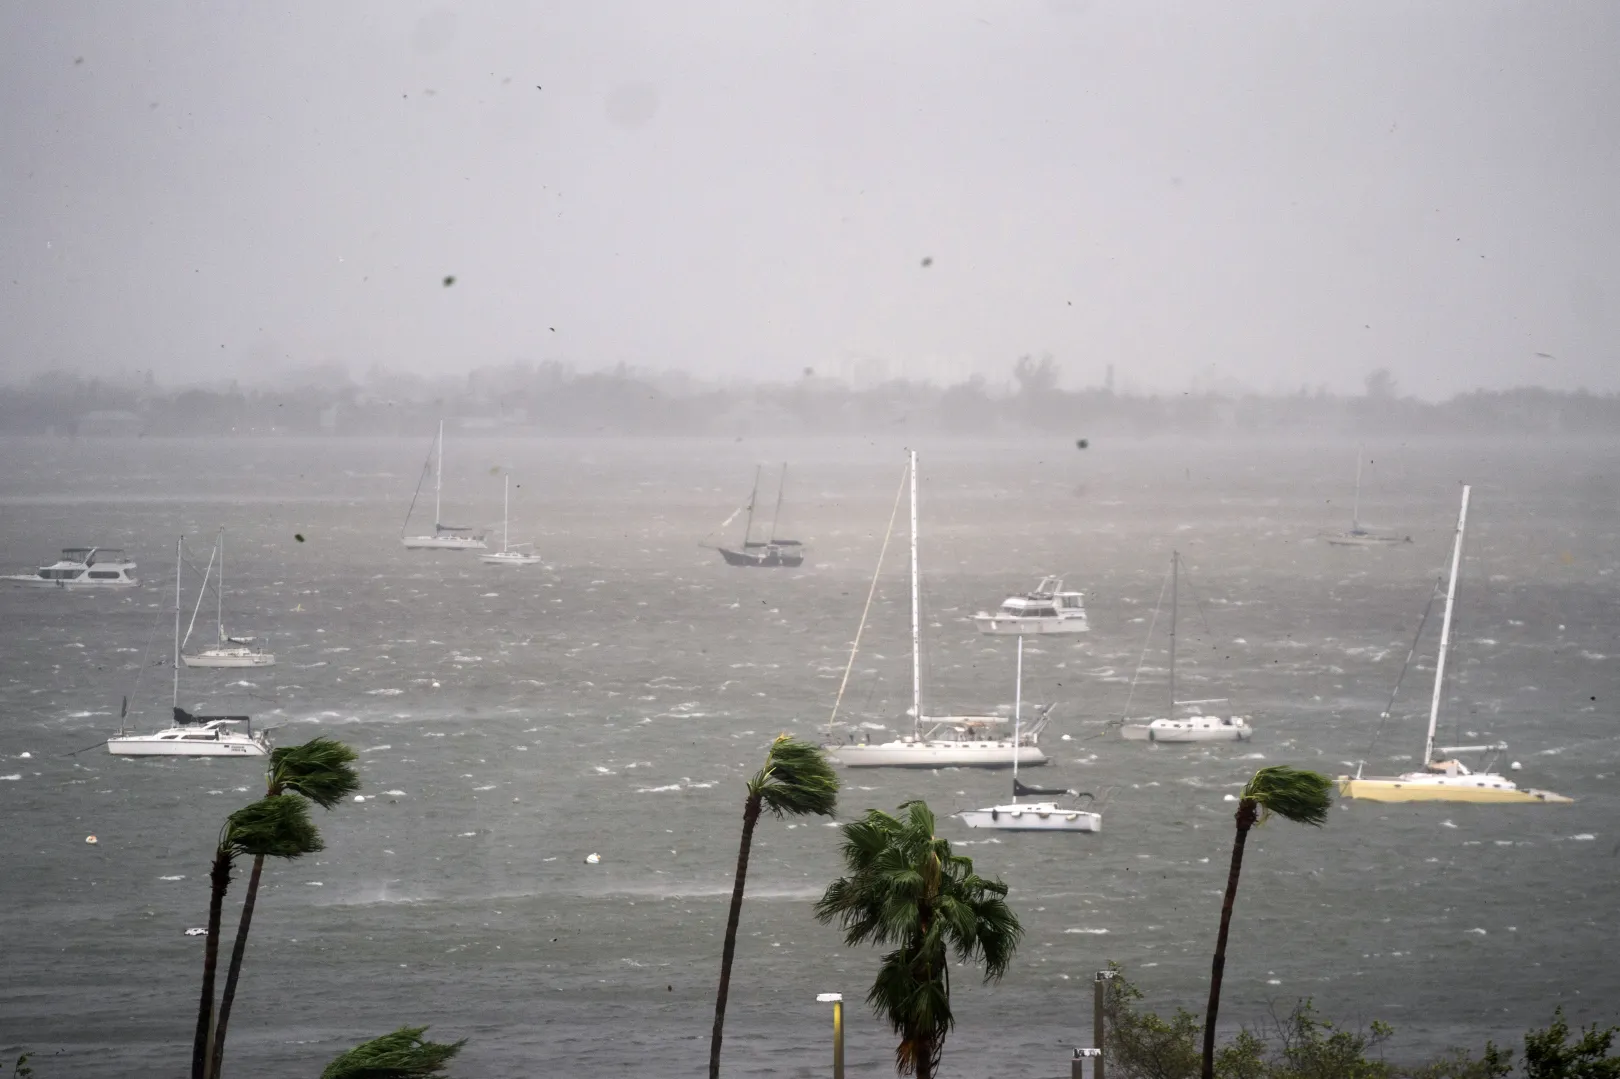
502;475;510;553
1425;485;1470;765
1352;446;1363;531
909;450;922;736
742;466;760;545
216;527;225;644
1169;551;1178;713
1012;635;1023;795
434;420;444;528
768;463;787;544
173;536;181;710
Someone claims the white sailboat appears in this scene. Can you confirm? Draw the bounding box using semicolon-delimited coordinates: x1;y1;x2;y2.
826;451;1049;769
1120;551;1253;743
481;475;543;566
182;528;274;668
401;421;488;550
1338;486;1572;804
959;637;1101;831
108;538;270;758
1324;446;1409;547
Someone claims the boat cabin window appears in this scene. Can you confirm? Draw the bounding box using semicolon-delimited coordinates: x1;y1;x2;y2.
1061;596;1083;609
88;571;121;579
40;569;83;580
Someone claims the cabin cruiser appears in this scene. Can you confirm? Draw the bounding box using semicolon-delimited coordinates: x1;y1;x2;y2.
108;709;270;758
3;548;138;589
973;577;1089;635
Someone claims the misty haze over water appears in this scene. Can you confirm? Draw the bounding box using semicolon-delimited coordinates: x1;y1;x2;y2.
2;2;1619;1077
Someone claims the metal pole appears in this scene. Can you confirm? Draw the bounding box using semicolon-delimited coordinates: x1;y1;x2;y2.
1425;485;1470;766
832;998;844;1079
1168;551;1178;714
434;419;443;529
908;450;921;736
1094;970;1116;1079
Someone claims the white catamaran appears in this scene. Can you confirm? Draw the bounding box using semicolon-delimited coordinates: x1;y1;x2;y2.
481;475;543;566
1323;446;1410;547
108;538;270;757
402;421;488;550
1338;486;1571;804
959;636;1101;831
1120;551;1253;743
825;451;1049;769
182;528;274;668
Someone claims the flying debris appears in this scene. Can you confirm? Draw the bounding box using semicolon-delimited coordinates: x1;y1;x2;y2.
1076;438;1089;450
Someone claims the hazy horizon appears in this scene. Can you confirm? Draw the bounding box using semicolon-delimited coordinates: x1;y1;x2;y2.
3;2;1617;398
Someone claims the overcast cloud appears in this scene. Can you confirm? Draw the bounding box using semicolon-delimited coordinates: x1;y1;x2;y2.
1;1;1616;398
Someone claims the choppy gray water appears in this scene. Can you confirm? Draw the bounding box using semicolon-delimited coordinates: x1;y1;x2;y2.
0;435;1616;1078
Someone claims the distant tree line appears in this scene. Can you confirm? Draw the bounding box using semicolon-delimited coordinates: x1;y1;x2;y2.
2;360;1616;438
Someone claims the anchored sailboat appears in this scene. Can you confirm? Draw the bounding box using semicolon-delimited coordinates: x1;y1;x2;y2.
1324;446;1409;547
1338;486;1571;804
959;637;1101;831
109;537;269;757
706;465;805;567
825;451;1048;769
182;528;274;668
481;475;543;566
1120;551;1253;743
402;421;488;550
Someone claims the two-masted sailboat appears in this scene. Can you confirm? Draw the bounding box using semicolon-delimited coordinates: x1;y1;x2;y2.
109;538;270;757
825;451;1048;768
1120;551;1253;743
1338;486;1571;804
959;637;1101;831
402;421;488;550
181;528;274;668
480;475;543;566
706;465;805;567
1324;446;1410;547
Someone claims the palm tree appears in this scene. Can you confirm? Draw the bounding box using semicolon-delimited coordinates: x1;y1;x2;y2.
1201;765;1334;1079
192;795;323;1079
709;735;838;1079
815;800;1021;1079
208;739;360;1078
321;1026;466;1079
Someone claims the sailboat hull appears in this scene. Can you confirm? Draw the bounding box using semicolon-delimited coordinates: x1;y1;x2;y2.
182;650;275;668
1122;718;1252;743
827;741;1047;768
108;735;269;757
1325;533;1408;547
960;803;1099;831
717;545;804;567
402;536;487;550
1337;775;1572;803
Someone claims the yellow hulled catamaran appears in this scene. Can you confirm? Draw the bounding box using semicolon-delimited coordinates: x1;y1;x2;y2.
1338;485;1572;805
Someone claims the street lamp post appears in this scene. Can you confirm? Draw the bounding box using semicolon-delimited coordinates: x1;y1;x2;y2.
816;993;844;1079
1094;969;1117;1079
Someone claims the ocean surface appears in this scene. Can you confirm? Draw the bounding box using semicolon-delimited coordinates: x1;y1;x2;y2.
0;434;1616;1078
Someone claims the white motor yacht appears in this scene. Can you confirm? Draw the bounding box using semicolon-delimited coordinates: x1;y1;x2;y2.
3;547;138;589
826;451;1048;769
973;576;1090;635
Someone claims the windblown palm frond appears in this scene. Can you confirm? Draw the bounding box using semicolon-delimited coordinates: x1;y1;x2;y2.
816;800;1022;1079
320;1025;466;1079
1242;765;1334;827
749;734;839;818
268;737;361;806
223;795;323;860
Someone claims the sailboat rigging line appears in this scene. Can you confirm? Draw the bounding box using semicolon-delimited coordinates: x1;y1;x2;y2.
1177;561;1218;641
181;542;218;651
1118;563;1171;725
123;594;172;725
400;438;436;538
827;460;910;733
1363;577;1444;762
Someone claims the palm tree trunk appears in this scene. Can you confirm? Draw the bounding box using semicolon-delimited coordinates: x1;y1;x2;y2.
1202;798;1258;1079
207;853;264;1079
193;848;234;1079
709;793;762;1079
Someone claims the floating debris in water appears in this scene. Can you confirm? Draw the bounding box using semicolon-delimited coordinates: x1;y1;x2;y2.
585;853;601;864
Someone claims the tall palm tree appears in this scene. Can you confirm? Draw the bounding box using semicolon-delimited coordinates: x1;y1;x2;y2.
815;800;1021;1079
209;739;360;1078
192;795;323;1079
321;1026;466;1079
709;735;838;1079
1201;765;1333;1079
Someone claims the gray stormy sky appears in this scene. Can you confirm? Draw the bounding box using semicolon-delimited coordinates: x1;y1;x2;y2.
1;2;1617;399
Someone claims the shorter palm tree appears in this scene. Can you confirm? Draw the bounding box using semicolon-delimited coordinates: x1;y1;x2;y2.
709;735;838;1079
321;1026;466;1079
192;795;323;1079
210;738;360;1078
815;800;1021;1079
1201;766;1333;1079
